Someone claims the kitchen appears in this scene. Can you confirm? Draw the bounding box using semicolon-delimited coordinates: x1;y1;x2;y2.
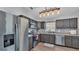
33;18;79;51
0;7;79;51
29;7;79;51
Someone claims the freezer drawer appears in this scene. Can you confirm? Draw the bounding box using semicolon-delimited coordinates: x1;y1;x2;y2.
55;35;65;46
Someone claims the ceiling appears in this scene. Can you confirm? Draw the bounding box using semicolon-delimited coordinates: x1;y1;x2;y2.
23;7;79;21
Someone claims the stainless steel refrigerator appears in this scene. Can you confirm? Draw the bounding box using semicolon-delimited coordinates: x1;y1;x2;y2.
17;16;29;51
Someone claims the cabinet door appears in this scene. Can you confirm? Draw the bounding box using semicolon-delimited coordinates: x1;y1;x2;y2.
41;34;50;43
63;19;69;28
44;34;50;43
72;36;79;48
56;20;63;29
69;18;77;29
40;22;45;29
65;36;72;47
40;34;45;42
40;34;44;42
40;34;55;44
50;35;55;44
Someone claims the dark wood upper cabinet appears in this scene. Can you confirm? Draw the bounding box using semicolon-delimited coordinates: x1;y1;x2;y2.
37;22;45;29
63;19;70;28
56;20;64;29
56;18;78;29
40;22;45;29
69;18;77;29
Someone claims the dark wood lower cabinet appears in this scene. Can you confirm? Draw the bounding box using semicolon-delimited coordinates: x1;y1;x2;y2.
65;36;79;49
44;35;50;43
72;36;79;48
40;34;46;42
65;36;72;47
40;34;50;43
49;35;55;44
38;34;79;49
39;34;55;44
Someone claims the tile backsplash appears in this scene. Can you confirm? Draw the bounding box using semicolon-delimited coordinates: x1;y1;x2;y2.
56;29;77;34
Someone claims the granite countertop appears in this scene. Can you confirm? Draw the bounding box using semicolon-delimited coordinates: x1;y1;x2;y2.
37;32;79;36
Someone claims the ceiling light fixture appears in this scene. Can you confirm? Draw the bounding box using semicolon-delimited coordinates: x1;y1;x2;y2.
39;7;60;17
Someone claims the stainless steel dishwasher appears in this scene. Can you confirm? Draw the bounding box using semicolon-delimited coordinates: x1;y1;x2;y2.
55;35;65;46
